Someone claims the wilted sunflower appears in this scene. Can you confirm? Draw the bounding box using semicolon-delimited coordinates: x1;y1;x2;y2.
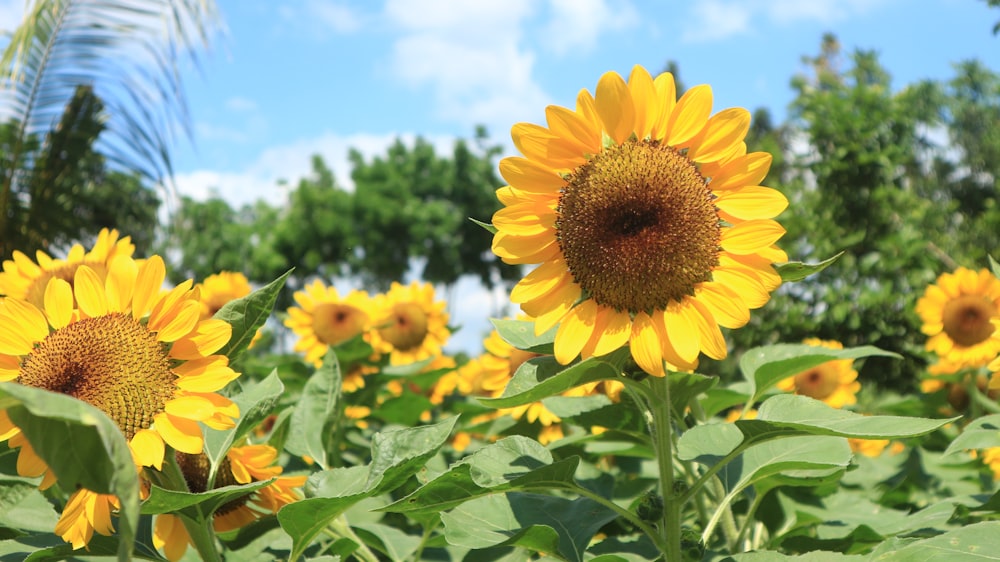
0;255;240;481
917;267;1000;369
0;228;135;308
777;339;860;408
370;281;451;365
285;279;374;367
154;444;306;561
491;65;787;376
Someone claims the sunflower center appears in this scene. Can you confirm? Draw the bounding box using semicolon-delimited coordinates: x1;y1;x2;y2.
556;139;720;313
176;452;248;516
313;303;368;346
18;312;175;441
794;367;840;400
942;295;997;347
378;302;429;351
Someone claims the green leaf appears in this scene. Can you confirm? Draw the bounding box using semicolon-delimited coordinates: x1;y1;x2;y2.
440;492;619;562
284;349;343;470
542;395;646;433
740;344;900;402
990;255;1000;280
470;217;498;234
775;251;843;282
0;383;139;562
354;522;422;561
491;318;556;354
480;355;621;408
944;414;1000;456
871;521;1000;560
726;551;866;561
214;269;292;363
756;394;956;439
700;387;751;418
204;370;284;482
0;478;59;533
141;480;273;518
383;436;579;514
669;371;718;413
280;418;457;561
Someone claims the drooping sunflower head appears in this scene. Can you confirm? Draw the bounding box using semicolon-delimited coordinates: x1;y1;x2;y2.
0;254;240;478
370;281;451;365
284;279;374;367
776;338;860;408
492;65;788;377
0;228;134;309
917;267;1000;369
197;271;252;319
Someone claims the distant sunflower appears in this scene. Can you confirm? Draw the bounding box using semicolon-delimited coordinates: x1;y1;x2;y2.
0;255;240;483
0;228;135;308
285;279;374;367
917;267;1000;369
370;281;451;365
777;339;860;408
197;271;253;319
154;444;306;561
491;65;787;377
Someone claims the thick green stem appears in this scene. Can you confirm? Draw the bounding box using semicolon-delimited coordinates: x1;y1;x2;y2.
150;452;223;562
325;517;380;562
650;374;682;561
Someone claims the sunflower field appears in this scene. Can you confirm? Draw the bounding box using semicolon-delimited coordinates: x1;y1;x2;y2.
6;23;1000;562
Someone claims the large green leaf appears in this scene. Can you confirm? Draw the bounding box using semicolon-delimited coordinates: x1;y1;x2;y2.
740;344;899;403
491;318;556;354
0;478;59;533
284;349;343;470
944;414;1000;456
0;383;139;562
871;521;1000;560
441;492;619;562
141;480;273;518
279;418;457;561
480;354;622;408
214;269;292;363
204;370;284;483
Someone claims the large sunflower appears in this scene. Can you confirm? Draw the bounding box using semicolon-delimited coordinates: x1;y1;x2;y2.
491;66;787;376
776;338;860;408
0;255;240;480
370;281;451;366
285;279;374;367
917;267;1000;369
154;444;306;561
0;228;135;308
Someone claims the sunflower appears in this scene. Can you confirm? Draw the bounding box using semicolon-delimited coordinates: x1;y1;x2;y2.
285;279;374;367
53;488;120;549
0;255;240;481
491;65;787;377
154;444;306;561
197;271;253;319
370;281;451;366
776;339;860;408
0;228;135;308
917;267;1000;369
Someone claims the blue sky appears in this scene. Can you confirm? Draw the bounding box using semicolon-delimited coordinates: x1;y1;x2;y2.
168;0;1000;209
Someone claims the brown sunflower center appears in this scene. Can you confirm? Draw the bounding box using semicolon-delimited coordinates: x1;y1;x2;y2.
17;312;175;441
313;303;368;346
175;452;248;516
378;302;429;351
556;139;720;313
942;295;997;347
794;367;839;400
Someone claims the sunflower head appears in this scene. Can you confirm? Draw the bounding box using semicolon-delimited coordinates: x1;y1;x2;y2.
284;279;374;367
491;65;787;377
776;338;860;408
197;271;252;319
0;255;240;477
917;267;1000;369
370;281;451;365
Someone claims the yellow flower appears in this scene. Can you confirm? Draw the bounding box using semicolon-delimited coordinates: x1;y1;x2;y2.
980;447;1000;480
491;65;787;377
0;255;240;479
370;281;451;365
917;267;1000;369
154;444;307;561
284;279;374;367
849;438;892;458
344;405;372;429
725;408;758;422
54;489;120;549
777;339;860;408
197;271;253;319
0;228;134;308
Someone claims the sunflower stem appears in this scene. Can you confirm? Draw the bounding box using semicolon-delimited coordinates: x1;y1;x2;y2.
152;452;224;562
650;372;682;561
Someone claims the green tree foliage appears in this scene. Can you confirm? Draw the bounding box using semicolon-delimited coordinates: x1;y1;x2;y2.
729;35;1000;389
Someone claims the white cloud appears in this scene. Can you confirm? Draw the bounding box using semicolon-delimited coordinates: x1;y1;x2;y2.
224;96;258;112
541;0;639;56
682;0;892;43
304;0;364;34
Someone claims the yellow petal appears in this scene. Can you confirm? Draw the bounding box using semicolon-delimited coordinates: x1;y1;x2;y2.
689;108;750;163
712;267;769;309
688;297;727;360
74;265;109;318
510;260;571;303
492;202;557;237
546;105;602;154
491;231;559;265
663;302;701;364
164;395;219;421
524;280;582;334
106;254;138;313
133;255;166;319
697;283;750;328
650;72;677;141
595;71;635;144
554;300;598;365
173;357;239;392
3;298;49;342
512;123;587;170
44;278;74;329
130;429;165;469
586;307;632;357
499;157;567;194
154;300;201;343
715;186;789;221
666;84;712;146
627;65;658;139
153;413;203;454
170;319;233;360
709;152;772;191
720;220;786;254
630;311;664;377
